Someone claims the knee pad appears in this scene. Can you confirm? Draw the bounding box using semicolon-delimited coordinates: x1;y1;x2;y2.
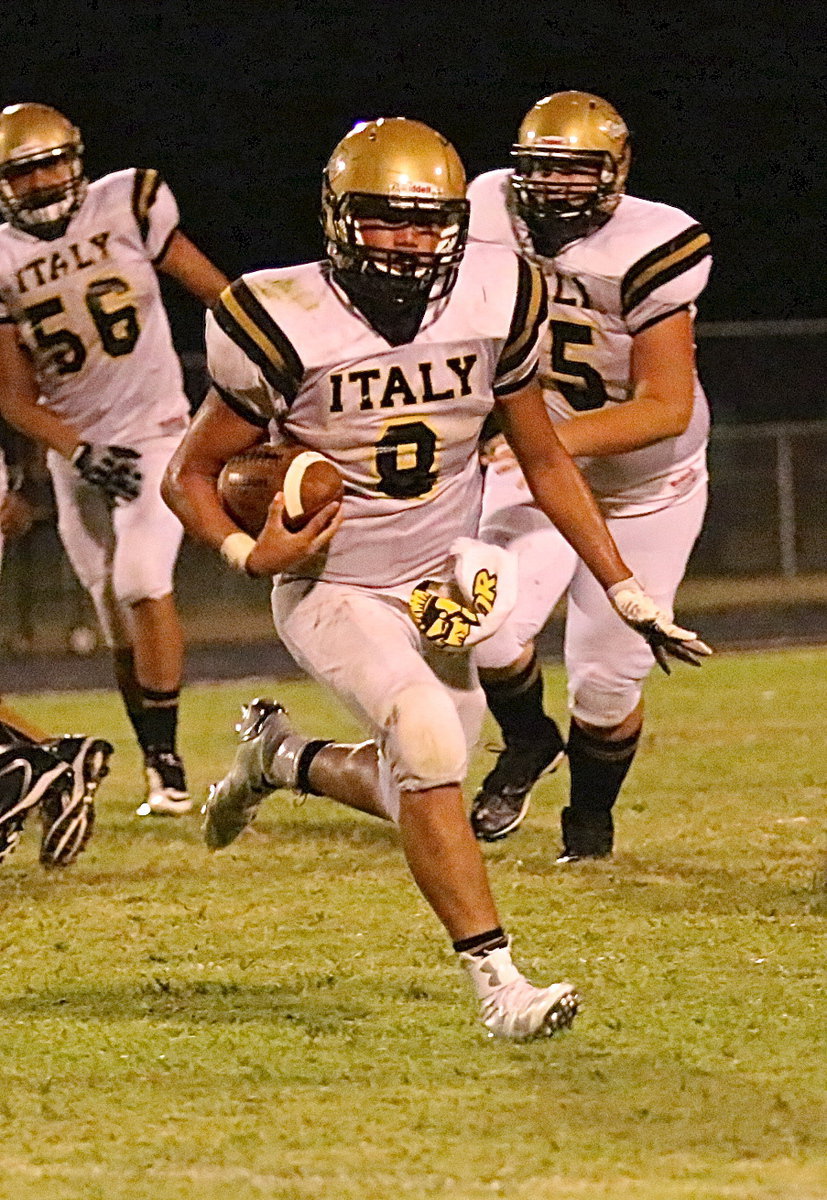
473;619;525;671
382;683;468;791
112;558;174;608
568;663;643;729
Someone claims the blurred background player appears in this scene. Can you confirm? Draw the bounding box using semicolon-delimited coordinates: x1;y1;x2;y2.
0;419;111;866
0;102;229;815
467;91;712;858
164;117;707;1039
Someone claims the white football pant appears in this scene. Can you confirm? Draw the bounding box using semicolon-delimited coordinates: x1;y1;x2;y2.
476;482;707;728
47;433;185;647
273;578;486;821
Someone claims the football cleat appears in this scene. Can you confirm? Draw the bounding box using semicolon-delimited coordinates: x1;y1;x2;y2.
555;806;614;864
39;735;114;868
459;941;579;1041
137;749;191;816
471;721;566;842
0;745;74;865
203;699;307;850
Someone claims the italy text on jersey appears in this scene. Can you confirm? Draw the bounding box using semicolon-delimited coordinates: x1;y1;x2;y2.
206;243;546;591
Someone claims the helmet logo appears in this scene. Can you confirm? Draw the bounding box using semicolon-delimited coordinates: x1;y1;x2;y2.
388;179;439;196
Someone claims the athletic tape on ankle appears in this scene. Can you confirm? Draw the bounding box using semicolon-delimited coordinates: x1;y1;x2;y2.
220;532;256;572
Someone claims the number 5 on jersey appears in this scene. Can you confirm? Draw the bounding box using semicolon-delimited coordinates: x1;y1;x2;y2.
24;276;140;375
548;318;608;412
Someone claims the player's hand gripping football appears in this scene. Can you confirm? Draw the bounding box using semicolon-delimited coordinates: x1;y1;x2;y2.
245;492;344;577
72;442;142;502
607;578;712;674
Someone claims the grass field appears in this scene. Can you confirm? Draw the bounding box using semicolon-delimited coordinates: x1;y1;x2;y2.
1;648;825;1200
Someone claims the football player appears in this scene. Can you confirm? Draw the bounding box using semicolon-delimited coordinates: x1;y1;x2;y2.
0;426;112;866
0;103;229;815
466;91;712;857
163;117;708;1040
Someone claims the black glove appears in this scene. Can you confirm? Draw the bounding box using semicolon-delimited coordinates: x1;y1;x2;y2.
71;443;142;502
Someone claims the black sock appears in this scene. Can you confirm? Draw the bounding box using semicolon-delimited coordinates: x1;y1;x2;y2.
295;739;333;795
481;652;558;744
114;648;151;751
139;688;180;755
453;926;508;956
567;719;641;819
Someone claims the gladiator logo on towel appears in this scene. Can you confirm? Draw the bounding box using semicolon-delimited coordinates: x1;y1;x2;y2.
329;355;477;412
409;569;499;650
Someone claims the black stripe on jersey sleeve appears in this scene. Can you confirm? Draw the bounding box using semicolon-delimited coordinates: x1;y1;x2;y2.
493;360;538;397
621;224;711;317
214;280;304;405
631;303;691;335
131;168;162;243
496;258;548;379
212;383;271;429
151;225;179;267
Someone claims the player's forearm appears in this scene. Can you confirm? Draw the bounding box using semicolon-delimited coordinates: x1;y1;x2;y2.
555;391;692;458
524;452;631;590
0;393;80;459
161;458;239;552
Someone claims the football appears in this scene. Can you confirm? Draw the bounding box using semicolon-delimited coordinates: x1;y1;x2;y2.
217;441;344;536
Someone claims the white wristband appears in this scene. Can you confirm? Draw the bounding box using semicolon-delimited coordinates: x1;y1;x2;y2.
606;576;640;602
220;531;256;573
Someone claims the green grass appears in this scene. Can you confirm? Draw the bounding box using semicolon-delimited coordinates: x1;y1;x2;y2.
1;649;825;1200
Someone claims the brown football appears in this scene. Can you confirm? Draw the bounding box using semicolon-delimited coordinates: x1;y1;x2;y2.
218;442;344;536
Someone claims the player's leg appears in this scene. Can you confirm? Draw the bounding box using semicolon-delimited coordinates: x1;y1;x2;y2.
207;580;578;1039
0;701;48;742
471;499;576;840
111;437;189;815
560;488;707;861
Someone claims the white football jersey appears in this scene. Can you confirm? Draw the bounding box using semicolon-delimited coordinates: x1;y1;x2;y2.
0;169;189;445
206;243;546;592
468;169;712;514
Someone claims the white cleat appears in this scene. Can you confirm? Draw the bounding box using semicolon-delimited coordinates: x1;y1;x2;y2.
459;941;579;1041
137;750;192;816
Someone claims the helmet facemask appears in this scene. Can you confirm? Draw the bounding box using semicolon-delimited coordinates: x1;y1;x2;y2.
324;181;469;345
0;144;87;240
510;145;625;257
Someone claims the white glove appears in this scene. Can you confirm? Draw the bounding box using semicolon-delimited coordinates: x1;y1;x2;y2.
607;577;712;674
409;538;518;652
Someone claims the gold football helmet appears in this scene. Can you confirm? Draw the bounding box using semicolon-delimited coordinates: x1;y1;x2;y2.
0;103;87;240
322;118;469;342
510;91;630;255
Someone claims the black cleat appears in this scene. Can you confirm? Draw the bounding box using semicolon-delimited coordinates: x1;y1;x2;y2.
39;736;114;867
555;806;614;863
0;745;74;866
471;721;566;842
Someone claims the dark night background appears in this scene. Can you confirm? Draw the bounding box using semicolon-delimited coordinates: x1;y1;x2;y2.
1;2;824;419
